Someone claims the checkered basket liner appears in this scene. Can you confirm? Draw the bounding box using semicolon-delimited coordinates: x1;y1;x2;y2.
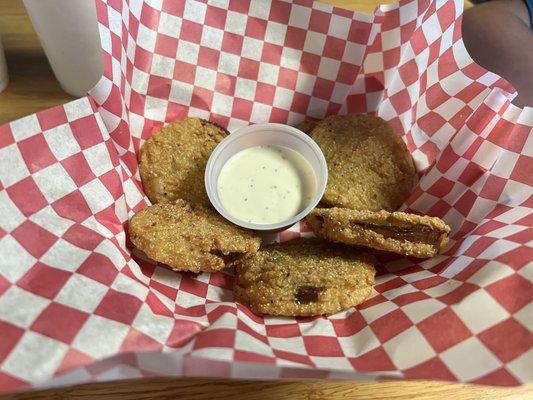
0;0;531;393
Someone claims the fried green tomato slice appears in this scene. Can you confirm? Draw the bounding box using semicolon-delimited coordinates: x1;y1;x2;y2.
307;208;450;258
234;238;375;316
139;117;228;205
129;199;261;273
309;114;415;211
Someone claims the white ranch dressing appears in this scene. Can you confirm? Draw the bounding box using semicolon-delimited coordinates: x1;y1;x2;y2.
217;145;317;225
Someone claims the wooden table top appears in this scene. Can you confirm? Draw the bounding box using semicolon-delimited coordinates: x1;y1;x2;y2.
0;0;530;399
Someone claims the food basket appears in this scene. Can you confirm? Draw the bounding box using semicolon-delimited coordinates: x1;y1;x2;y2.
0;0;531;392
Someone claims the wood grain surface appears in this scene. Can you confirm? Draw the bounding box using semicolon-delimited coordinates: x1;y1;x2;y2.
2;378;533;400
0;1;530;399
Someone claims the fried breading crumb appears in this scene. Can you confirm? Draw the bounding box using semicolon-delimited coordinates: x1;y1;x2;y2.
295;119;318;135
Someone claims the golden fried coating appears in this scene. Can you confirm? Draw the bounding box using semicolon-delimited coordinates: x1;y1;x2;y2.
139;117;228;205
307;208;450;258
234;238;375;316
129;199;261;273
309;114;415;211
295;119;318;135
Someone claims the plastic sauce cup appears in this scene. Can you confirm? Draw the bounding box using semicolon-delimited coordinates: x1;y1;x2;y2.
205;123;328;232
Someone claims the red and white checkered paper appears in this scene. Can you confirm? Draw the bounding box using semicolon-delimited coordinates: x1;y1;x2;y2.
0;0;532;393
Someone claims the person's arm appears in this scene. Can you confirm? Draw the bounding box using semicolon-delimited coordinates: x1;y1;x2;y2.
462;0;533;107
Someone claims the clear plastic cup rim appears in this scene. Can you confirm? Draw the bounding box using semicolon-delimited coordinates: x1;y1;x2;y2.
205;123;328;232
